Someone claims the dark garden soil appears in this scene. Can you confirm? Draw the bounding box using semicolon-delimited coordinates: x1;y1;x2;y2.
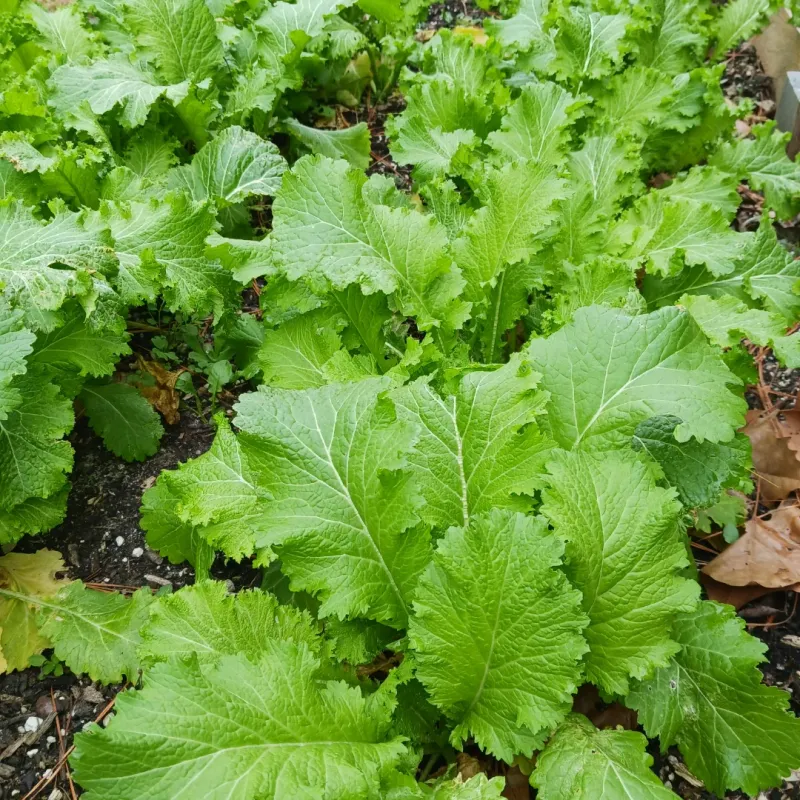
3;7;800;800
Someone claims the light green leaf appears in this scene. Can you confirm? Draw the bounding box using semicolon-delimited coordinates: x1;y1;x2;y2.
80;382;164;462
284;119;371;170
141;580;320;663
658;166;741;220
258;307;346;389
628;601;800;796
542;448;699;694
641;215;800;322
270;156;468;332
682;292;800;367
714;0;771;55
154;419;270;562
613;193;747;277
0;371;73;511
408;510;587;762
50;58;190;129
28;313;129;378
709;122;800;220
38;582;154;683
453;160;565;310
550;7;630;83
71;644;407;800
103;194;235;316
591;67;675;139
28;2;96;61
233;378;428;627
636;0;705;73
392;355;552;530
526;305;746;450
0;309;35;419
384;772;506;799
0;201;118;328
125;0;223;84
548;136;642;268
485;0;554;69
139;480;215;575
488;82;579;167
167;126;287;204
387;81;483;181
532;714;679;800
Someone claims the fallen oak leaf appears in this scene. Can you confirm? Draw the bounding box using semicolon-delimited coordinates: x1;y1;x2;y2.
699;573;778;610
703;506;800;588
742;410;800;501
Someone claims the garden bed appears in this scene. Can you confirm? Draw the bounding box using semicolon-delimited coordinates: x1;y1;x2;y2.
2;1;800;798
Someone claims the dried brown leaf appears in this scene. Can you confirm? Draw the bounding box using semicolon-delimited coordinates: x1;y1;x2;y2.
134;358;184;425
703;506;800;588
743;410;800;500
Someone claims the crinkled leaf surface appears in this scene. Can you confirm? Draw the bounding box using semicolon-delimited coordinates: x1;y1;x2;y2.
392;356;552;530
532;714;679;800
71;643;407;800
641;216;800;322
233;378;428;627
632;416;751;509
526;305;746;450
38;582;154;683
409;510;587;762
141;580;320;662
710;122;800;220
0;201;117;326
628;601;800;796
270;156;467;331
542;449;698;694
167;126;287;204
50;58;190;129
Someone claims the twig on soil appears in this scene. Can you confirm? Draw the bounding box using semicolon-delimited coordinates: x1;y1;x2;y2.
52;689;78;800
747;592;800;629
22;694;119;800
85;582;139;594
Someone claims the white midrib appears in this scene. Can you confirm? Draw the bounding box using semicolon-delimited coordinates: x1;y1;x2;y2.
0;588;138;645
462;549;514;719
429;391;470;527
308;403;408;616
452;396;470;528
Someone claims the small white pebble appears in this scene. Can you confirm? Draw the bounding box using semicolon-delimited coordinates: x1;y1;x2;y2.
42;768;52;779
122;557;128;563
131;547;144;558
23;716;42;732
46;736;56;745
26;748;38;757
115;536;124;546
11;790;20;797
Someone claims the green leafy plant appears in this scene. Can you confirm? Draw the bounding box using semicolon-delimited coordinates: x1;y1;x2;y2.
3;0;800;797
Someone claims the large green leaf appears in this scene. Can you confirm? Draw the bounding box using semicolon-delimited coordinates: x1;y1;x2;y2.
392;356;552;530
233;378;428;627
542;449;698;694
409;510;587;762
526;305;746;450
72;644;406;799
532;714;679;800
628;601;800;796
